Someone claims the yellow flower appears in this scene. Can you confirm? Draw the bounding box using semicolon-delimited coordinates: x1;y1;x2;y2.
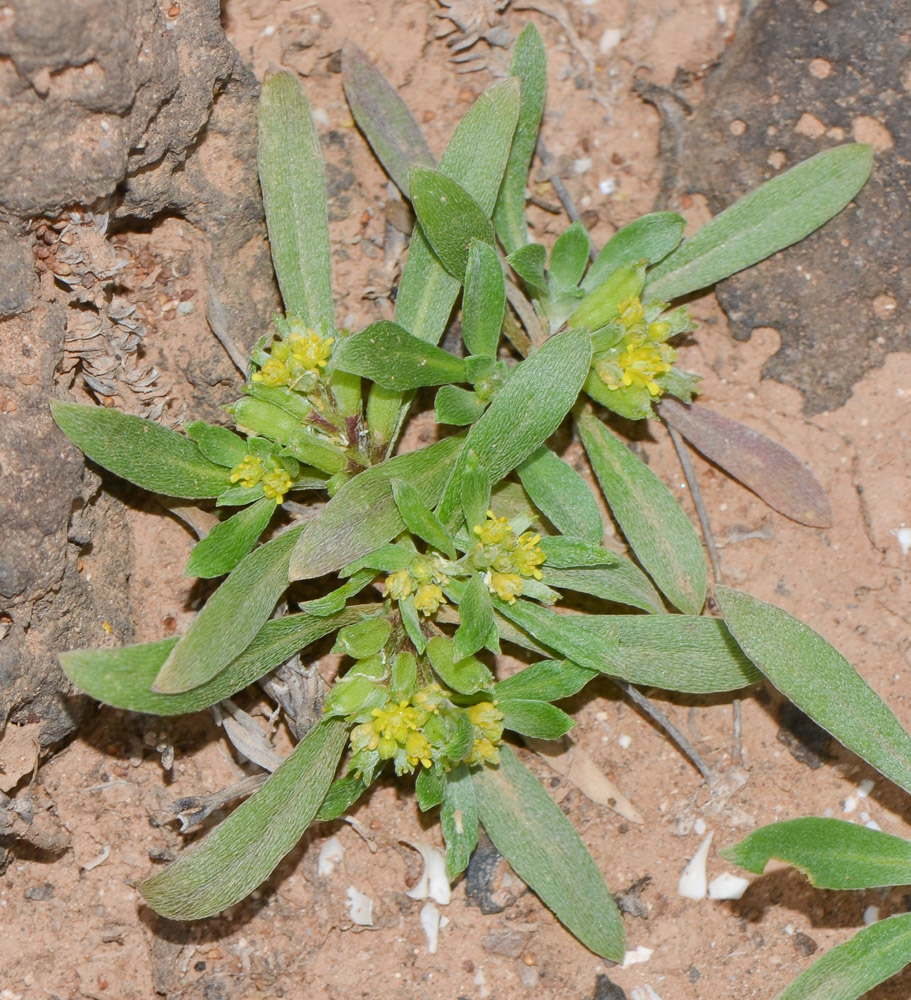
230;454;264;489
466;738;500;766
385;569;414;602
262;464;292;503
618;296;645;328
514;532;545;580
288;329;334;371
473;511;512;547
616;340;676;396
467;701;504;743
251;357;291;387
414;583;446;616
404;730;433;769
486;570;523;603
413;684;445;714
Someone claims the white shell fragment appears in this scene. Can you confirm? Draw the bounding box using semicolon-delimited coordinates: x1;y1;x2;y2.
317;836;344;878
403;840;451;905
621;945;654;968
864;905;880;926
678;830;714;900
599;28;623;53
420;901;441;954
345;885;374;926
891;526;911;556
708;872;750;901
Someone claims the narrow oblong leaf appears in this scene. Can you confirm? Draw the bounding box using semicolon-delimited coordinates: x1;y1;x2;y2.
426;635;494;695
581;212;685;293
774;913;911;1000
442;764;478;878
722;818;911;890
333;321;467;390
153;526;304;694
59;606;378;716
460;451;491;532
472;746;625;961
646;144;874;303
494;659;596;702
341;42;435;197
578;409;706;614
507;242;548;292
142;719;348;920
493;23;547;254
499;699;575;739
316;773;370;822
517;446;603;544
462;240;506;358
258;69;334;332
435;385;486;426
184;498;276;579
390;478;456;559
290;435;463;580
658;398;833;527
542;564;665;615
452;574;496;662
715;586;911;796
437;328;592;527
410;166;496;280
498;600;759;693
185;421;248;468
51;401;232;499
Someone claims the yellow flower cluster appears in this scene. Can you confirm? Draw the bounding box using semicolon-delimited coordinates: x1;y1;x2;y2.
230;453;293;503
384;556;450;616
471;511;546;604
595;296;676;397
347;685;504;774
252;324;334;390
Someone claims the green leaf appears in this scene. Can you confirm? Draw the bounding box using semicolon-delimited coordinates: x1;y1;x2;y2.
453;574;497;662
460;451;491;533
298;570;376;616
399;594;427;655
537;537;623;569
462;240;506;358
416;766;445;812
773;913;911;1000
714;586;911;796
341;42;435;197
583;371;655;421
542;564;666;615
258;69;334;332
426;635;494;695
497;601;759;693
51;401;232;499
646;144;874;302
494;659;596;702
507;242;548;292
231;397;347;475
410;166;497;280
142;718;347;920
722;818;911;890
395;77;521;345
341;543;414;577
570;260;646;331
435;385;486;426
316;773;370;822
185;421;249;468
578;409;706;614
332;617;392;660
581;212;685;293
184;498;276;579
153;526;304;694
549;221;590;290
517;445;602;544
334;321;467;390
493;23;547;254
499;699;575;739
59;607;376;716
289;435;463;580
390;478;456;559
437;328;592;527
390;650;418;698
472;745;624;961
441;764;478;878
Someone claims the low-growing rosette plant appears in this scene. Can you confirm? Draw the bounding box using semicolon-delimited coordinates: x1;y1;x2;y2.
51;26;911;996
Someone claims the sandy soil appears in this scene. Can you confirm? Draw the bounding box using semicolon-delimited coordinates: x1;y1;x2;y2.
2;2;911;999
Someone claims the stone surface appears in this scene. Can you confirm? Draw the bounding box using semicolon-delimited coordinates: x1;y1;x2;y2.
677;0;911;414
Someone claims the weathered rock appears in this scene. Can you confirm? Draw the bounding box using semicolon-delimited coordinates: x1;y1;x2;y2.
676;0;911;414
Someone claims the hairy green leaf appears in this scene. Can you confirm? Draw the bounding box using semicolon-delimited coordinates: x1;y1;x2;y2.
507;242;548;292
453;574;496;662
185;421;249;468
499;699;575;739
472;746;624;960
334;321;467;390
549;221;590;290
578;409;706;614
542;564;665;615
259;69;334;331
184;498;276;579
494;659;596;702
462;240;506;357
442;764;478;878
142;719;347;919
435;385;486;427
51;401;232;499
517;446;602;544
581;212;685;293
646;144;874;302
390;477;456;559
715;586;911;796
426;635;494;695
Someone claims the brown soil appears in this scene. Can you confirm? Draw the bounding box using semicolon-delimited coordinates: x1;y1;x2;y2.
3;2;911;999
